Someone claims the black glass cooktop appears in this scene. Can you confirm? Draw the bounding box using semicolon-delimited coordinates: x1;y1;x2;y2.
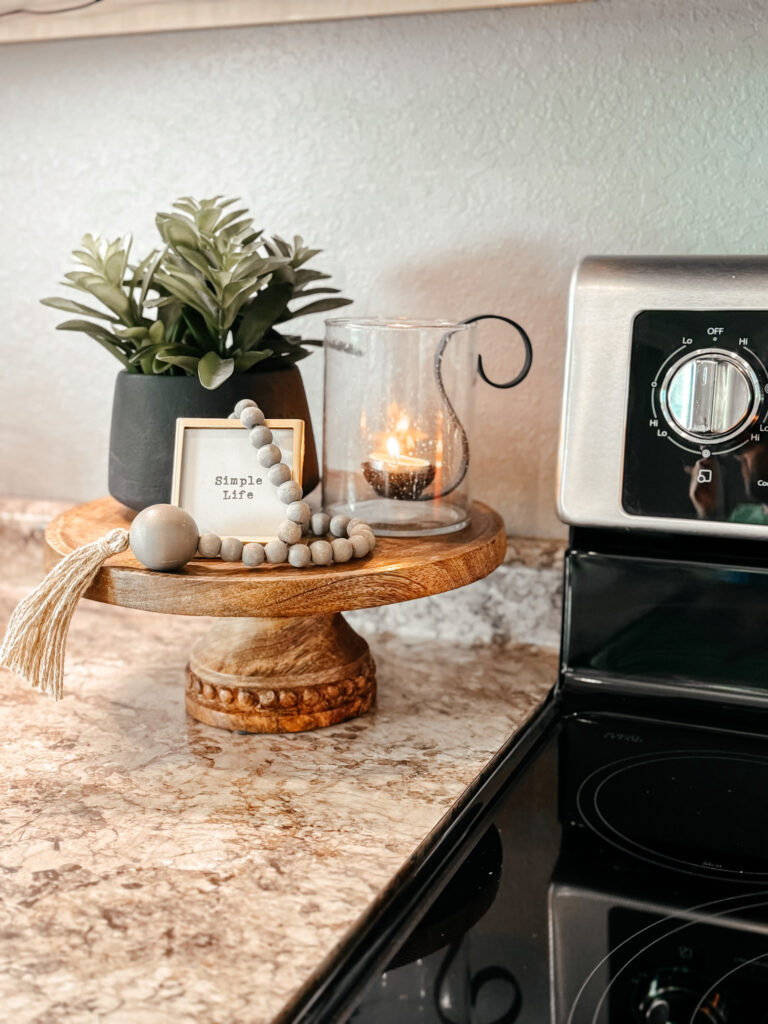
286;695;768;1024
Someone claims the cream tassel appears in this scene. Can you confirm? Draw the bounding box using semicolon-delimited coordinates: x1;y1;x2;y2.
0;528;129;701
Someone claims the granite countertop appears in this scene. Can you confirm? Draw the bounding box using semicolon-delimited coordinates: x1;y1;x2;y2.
0;500;559;1024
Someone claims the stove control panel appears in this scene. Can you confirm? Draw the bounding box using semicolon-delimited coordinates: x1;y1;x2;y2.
622;311;768;524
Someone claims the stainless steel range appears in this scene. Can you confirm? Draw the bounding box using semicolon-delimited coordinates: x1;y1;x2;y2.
287;257;768;1024
560;256;768;537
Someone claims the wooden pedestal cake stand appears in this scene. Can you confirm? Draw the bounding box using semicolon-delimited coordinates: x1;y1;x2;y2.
44;498;505;734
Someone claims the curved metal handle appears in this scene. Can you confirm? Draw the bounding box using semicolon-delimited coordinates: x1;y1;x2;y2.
461;314;533;390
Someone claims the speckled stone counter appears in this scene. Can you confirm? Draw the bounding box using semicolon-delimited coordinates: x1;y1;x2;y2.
0;500;558;1024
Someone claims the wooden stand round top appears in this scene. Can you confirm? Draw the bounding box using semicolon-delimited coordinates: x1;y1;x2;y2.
44;498;505;733
45;497;506;618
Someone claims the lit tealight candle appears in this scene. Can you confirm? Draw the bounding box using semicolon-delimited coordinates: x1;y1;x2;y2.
362;437;436;500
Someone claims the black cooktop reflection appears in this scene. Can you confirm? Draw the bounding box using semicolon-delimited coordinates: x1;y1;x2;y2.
553;713;768;1023
576;751;768;881
342;707;768;1024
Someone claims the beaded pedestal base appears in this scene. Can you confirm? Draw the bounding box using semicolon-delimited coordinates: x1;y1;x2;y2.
185;615;375;732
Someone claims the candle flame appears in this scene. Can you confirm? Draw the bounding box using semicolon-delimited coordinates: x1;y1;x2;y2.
386;436;401;459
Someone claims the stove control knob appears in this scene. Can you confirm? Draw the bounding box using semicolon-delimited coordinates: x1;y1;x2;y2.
660;349;760;443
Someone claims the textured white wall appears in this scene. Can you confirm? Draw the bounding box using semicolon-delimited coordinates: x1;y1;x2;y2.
0;0;765;538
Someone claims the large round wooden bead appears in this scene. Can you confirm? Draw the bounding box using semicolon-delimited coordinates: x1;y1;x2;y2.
258;444;282;468
242;542;266;567
277;520;303;545
241;406;266;429
197;532;221;558
129;504;199;572
286;501;311;525
349;524;377;551
310;540;333;565
331;537;353;563
234;399;257;417
288;544;311;568
348;522;373;536
329;515;351;538
311;512;331;536
248;425;272;448
269;463;292;487
350;533;372;558
265;539;289;564
278;480;303;505
220;536;244;562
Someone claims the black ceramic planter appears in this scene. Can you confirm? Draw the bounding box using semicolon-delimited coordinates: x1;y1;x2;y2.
108;368;320;511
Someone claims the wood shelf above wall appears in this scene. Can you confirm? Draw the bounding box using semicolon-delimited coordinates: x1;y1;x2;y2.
0;0;591;46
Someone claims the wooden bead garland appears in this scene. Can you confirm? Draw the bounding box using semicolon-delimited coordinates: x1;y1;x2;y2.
0;400;376;702
193;399;376;570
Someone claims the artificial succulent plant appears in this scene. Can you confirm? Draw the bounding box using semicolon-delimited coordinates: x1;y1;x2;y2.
42;196;351;389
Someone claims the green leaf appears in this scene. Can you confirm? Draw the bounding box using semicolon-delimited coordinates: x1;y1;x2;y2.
55;320;132;368
156;213;199;249
40;296;120;323
79;233;101;257
115;326;149;340
294;287;343;297
269;235;292;258
153;269;218;329
71;248;104;273
293;269;332;292
197;205;224;234
148;319;164;344
173;197;200;214
127;342;165;364
56;318;124;343
215;207;249;233
144;294;176;309
176;244;216;278
153;342;199;358
218;218;253;242
78;279;133;322
105;249;125;285
292;247;322;269
138;247;167;308
164;313;185;346
198;350;234;390
279;296;353;322
234;349;273;372
155;354;199;373
236;279;293;352
176;307;215;352
221;272;269;311
263;349;311;368
62;270;98;289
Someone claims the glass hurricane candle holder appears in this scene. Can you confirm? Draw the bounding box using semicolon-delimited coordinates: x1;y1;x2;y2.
323;318;478;537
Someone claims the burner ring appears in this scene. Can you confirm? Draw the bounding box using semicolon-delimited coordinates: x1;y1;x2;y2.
576;750;768;881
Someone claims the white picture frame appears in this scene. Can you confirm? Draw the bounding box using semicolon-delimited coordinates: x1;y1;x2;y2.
171;417;305;544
